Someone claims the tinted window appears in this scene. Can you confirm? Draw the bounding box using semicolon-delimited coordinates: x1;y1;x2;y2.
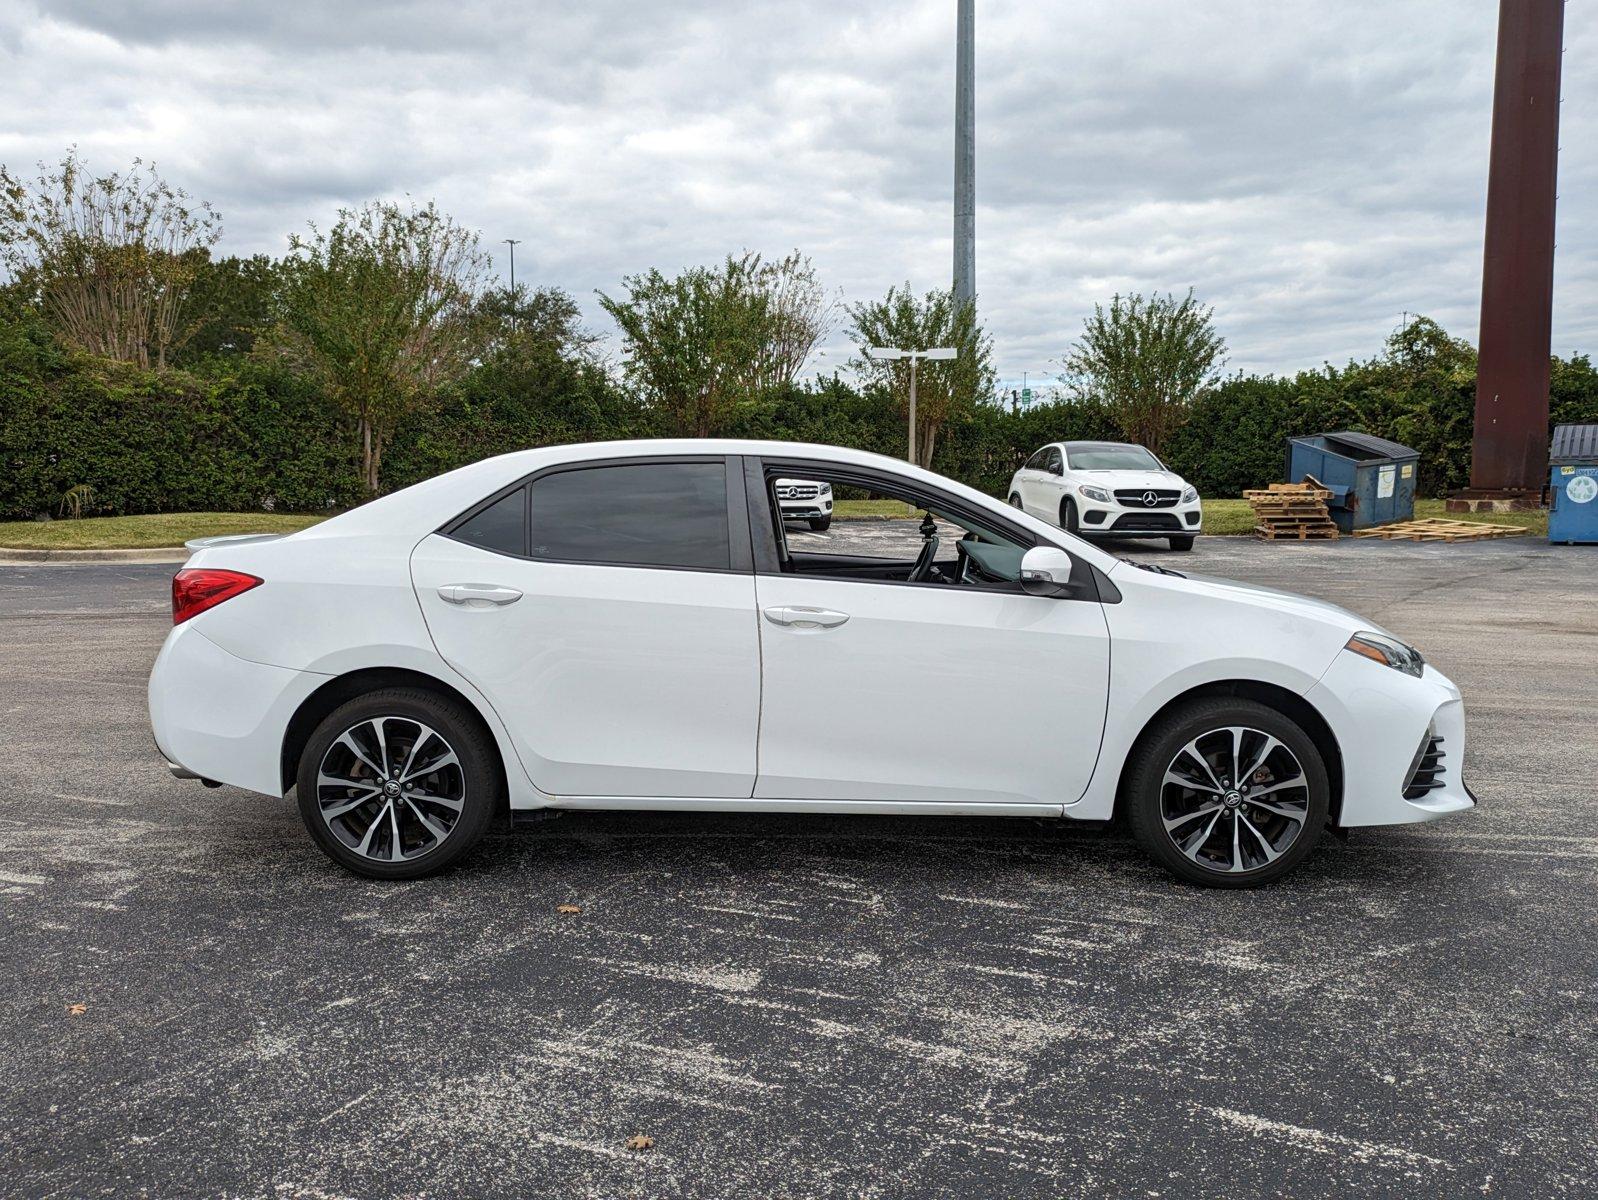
1045;448;1064;473
1026;448;1049;470
450;486;525;555
530;462;730;570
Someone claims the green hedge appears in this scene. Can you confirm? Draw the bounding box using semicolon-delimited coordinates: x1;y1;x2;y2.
3;301;1597;520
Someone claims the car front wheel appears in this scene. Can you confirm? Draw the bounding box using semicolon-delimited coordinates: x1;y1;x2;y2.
1061;498;1080;534
1169;534;1195;551
1125;697;1328;887
297;688;500;879
809;516;831;531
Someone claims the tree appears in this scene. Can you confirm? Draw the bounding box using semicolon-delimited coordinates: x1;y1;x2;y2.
846;284;994;468
0;150;222;369
598;251;831;437
178;253;280;362
267;200;490;494
1059;290;1226;456
475;284;599;361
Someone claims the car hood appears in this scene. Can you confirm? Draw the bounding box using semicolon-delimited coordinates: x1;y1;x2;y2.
1173;569;1376;634
1075;469;1186;490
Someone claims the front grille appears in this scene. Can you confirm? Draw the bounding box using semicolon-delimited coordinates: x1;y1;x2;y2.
1114;488;1181;509
778;485;820;500
1111;512;1182;531
1403;734;1446;799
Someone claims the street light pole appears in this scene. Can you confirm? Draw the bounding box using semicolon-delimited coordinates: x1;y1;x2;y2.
503;238;521;330
866;345;959;467
908;355;919;464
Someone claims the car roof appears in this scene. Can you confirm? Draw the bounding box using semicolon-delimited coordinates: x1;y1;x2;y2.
317;437;1095;537
1057;441;1146;451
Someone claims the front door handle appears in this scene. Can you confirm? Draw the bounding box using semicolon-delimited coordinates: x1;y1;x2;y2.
439;583;523;607
763;605;849;629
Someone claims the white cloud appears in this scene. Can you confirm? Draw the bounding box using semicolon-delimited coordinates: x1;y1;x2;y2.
4;0;1594;379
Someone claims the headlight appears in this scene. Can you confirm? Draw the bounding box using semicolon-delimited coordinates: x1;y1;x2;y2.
819;483;832;496
1181;485;1199;504
1345;631;1424;678
1078;485;1112;503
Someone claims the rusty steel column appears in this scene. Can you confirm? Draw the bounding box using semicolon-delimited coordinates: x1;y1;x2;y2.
1470;0;1565;495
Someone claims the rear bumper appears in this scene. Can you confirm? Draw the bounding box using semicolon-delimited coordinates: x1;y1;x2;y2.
148;622;327;797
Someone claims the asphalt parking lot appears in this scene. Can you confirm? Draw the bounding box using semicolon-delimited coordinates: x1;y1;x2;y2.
2;529;1596;1198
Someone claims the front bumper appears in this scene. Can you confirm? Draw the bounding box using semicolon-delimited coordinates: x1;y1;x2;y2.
1305;655;1476;827
779;499;833;521
1075;495;1202;538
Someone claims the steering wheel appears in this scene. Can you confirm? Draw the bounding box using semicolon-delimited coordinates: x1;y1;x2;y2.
908;531;940;582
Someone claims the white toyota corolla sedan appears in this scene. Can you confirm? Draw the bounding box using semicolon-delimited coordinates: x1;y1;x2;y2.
1009;440;1203;551
149;440;1473;887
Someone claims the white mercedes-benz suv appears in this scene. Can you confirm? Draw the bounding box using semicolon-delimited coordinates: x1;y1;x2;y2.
149;439;1472;888
774;477;832;530
1009;441;1202;551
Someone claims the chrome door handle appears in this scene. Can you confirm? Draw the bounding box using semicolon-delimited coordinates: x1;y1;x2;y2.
439;584;523;606
763;605;849;629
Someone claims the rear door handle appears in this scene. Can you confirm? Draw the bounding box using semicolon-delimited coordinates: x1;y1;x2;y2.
439;583;523;606
763;605;849;629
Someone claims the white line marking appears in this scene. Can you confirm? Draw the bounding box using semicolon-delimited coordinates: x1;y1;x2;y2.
1199;1106;1447;1170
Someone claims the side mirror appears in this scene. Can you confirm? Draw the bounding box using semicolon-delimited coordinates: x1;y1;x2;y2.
1020;545;1074;597
1048;461;1064;476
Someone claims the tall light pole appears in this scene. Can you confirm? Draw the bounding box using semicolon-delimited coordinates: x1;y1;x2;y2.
953;0;975;310
503;238;521;330
866;345;959;465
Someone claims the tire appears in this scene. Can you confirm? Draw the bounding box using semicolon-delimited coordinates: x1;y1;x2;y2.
1061;498;1080;534
1125;697;1328;888
296;687;500;880
1009;493;1024;510
809;516;831;531
1169;535;1196;551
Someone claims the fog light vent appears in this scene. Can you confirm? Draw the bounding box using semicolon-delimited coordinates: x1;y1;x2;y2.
1403;732;1446;799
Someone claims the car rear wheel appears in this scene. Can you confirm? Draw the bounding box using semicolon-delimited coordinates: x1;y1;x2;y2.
1126;698;1328;887
296;688;499;879
1169;535;1195;551
809;516;831;531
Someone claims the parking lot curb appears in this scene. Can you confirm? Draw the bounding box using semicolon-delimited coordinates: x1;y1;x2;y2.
0;546;189;565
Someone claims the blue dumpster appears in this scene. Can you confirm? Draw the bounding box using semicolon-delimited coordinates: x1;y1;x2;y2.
1549;423;1598;546
1284;431;1420;533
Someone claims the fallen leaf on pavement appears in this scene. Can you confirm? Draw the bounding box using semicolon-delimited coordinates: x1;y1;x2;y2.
66;1003;87;1016
556;904;581;915
625;1134;654;1151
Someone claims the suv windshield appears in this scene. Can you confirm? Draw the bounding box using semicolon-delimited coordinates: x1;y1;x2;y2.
1068;445;1162;471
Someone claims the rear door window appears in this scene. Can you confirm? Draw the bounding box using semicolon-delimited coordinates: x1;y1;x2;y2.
529;462;731;570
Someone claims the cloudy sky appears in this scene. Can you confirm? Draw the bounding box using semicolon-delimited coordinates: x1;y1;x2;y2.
3;0;1594;384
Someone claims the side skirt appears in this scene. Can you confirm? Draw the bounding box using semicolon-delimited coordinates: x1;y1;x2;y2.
517;796;1068;819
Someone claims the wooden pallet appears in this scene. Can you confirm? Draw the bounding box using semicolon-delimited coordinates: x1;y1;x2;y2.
1248;476;1339;540
1254;523;1341;540
1351;518;1528;543
1244;482;1334;503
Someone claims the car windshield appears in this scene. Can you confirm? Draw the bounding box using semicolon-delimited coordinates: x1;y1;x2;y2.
1069;446;1162;471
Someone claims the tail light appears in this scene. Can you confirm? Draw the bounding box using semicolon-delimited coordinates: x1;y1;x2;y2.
172;568;262;625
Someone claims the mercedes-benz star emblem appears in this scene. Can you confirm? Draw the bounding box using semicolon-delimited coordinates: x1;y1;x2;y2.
1142;491;1158;507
